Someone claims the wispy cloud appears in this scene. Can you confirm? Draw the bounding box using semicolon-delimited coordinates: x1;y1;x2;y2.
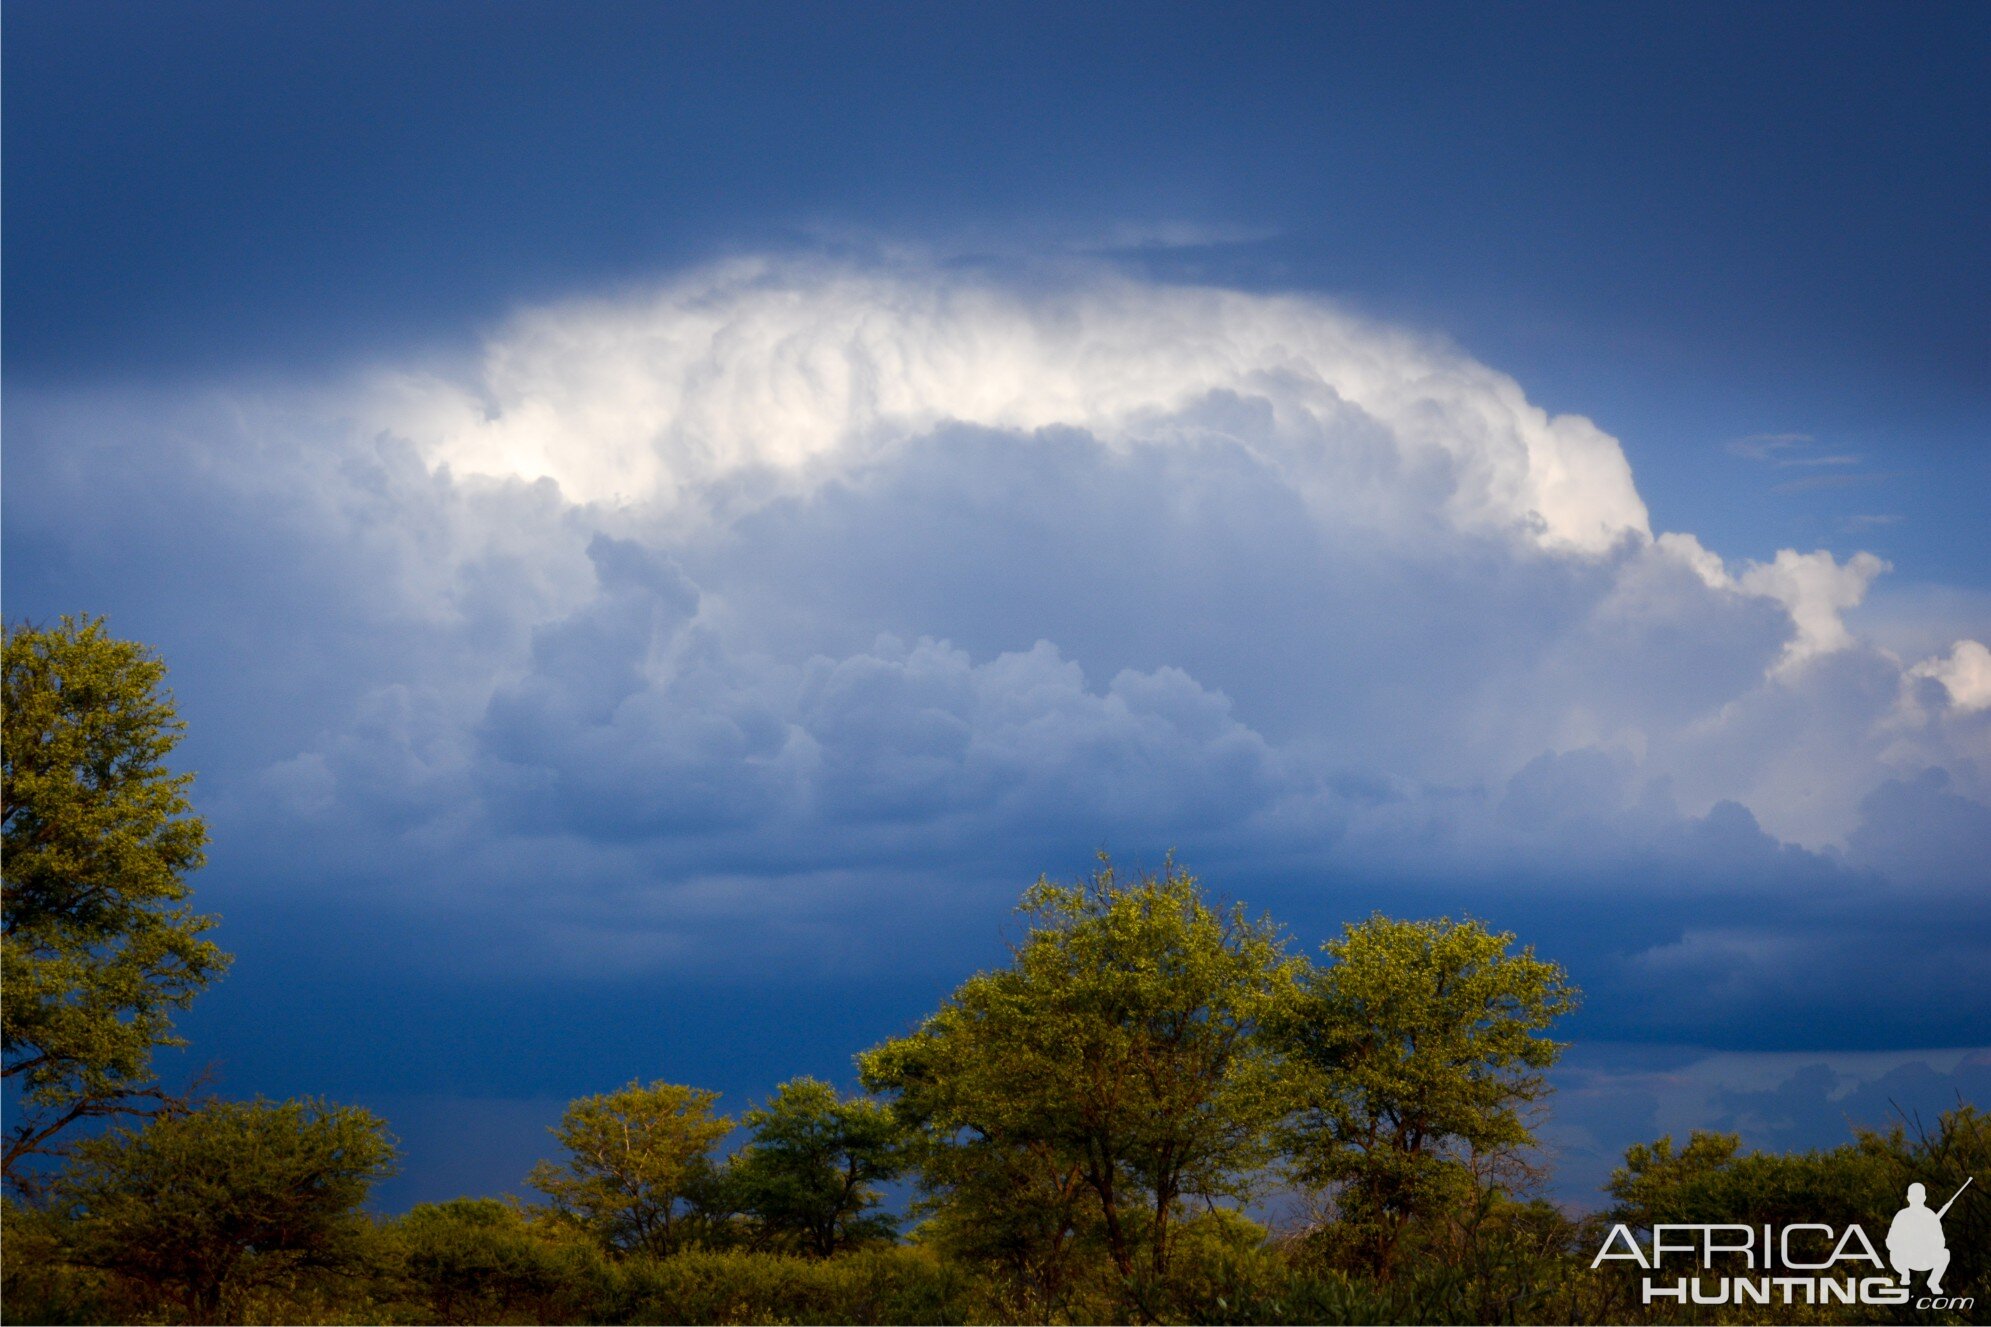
1081;220;1283;252
1772;470;1902;494
1727;431;1813;461
1729;432;1861;468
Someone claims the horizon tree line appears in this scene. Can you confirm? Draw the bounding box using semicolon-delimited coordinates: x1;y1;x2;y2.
6;615;1981;1326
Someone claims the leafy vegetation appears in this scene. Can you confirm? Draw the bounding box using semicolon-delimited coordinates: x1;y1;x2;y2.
3;616;230;1187
859;858;1299;1320
49;1098;397;1319
726;1077;907;1256
526;1081;732;1258
1272;912;1576;1279
3;621;1983;1325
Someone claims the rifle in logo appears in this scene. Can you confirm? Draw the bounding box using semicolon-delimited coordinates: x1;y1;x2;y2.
1888;1177;1972;1295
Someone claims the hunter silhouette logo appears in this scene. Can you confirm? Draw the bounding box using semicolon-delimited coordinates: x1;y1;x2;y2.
1889;1178;1972;1294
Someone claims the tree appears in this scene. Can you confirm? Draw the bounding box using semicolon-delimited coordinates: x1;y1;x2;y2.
861;856;1299;1315
56;1097;396;1321
2;616;230;1188
527;1080;731;1257
727;1076;905;1256
1272;913;1576;1278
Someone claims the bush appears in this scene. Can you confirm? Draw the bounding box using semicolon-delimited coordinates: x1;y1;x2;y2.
386;1198;595;1324
597;1246;979;1325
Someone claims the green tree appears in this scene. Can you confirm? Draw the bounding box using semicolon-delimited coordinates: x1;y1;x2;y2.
727;1076;905;1256
1274;913;1576;1279
527;1080;732;1257
861;856;1299;1315
887;1122;1102;1323
56;1096;396;1321
3;616;230;1188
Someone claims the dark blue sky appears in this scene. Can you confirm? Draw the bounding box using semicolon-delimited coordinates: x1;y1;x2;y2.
6;1;1987;1209
10;4;1985;387
9;2;1989;577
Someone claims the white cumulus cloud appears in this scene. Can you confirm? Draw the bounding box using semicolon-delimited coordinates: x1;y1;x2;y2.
365;258;1651;554
1910;638;1991;713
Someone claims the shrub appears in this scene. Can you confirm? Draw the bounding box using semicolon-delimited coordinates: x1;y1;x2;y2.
387;1198;595;1324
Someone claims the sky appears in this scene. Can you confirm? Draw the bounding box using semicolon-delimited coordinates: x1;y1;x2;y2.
5;1;1988;1210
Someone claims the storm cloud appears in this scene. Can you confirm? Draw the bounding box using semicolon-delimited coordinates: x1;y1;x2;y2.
6;258;1987;1047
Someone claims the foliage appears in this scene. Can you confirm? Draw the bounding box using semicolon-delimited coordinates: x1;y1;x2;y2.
901;1134;1109;1322
54;1096;397;1321
2;616;230;1187
728;1076;907;1255
589;1245;980;1325
2;1194;126;1325
527;1079;733;1258
13;1101;1987;1326
1605;1129;1895;1234
387;1198;597;1323
862;854;1301;1318
1273;912;1577;1278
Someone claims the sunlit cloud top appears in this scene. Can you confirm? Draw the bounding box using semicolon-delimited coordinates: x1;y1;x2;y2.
371;259;1649;553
